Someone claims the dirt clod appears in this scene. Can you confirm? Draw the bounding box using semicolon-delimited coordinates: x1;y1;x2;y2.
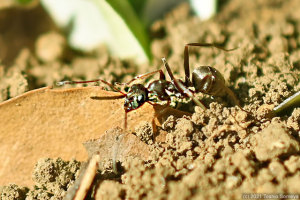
253;123;300;161
35;32;66;63
95;180;123;200
29;158;81;200
0;184;28;200
135;121;154;144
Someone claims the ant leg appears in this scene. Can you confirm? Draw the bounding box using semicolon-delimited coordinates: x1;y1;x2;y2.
148;100;171;141
224;86;241;107
162;58;207;111
120;69;166;86
184;42;238;86
184;44;191;86
57;79;126;96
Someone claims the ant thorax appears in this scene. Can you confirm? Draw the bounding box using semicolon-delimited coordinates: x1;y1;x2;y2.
147;79;183;102
124;84;148;112
147;80;171;101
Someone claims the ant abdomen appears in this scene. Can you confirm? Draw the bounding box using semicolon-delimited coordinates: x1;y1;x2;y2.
192;66;226;97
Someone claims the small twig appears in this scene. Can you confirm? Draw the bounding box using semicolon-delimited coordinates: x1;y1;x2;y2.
74;155;100;200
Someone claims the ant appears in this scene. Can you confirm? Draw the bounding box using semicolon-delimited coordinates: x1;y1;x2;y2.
57;43;240;130
57;69;183;130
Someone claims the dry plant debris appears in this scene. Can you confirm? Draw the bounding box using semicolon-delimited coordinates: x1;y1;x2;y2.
0;86;186;186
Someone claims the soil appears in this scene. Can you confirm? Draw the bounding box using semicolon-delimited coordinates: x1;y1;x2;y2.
1;0;300;199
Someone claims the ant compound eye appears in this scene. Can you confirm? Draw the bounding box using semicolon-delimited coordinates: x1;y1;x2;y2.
124;86;130;92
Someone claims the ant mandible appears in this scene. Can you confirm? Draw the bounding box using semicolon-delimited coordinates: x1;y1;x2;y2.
57;43;239;130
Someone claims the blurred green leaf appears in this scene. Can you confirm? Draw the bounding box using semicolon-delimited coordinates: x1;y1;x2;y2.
128;0;146;16
16;0;33;4
93;0;151;62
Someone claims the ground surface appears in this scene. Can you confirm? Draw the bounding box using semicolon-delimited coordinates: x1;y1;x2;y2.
0;0;300;199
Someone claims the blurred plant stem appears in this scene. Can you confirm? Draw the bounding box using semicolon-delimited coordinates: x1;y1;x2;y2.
272;91;300;116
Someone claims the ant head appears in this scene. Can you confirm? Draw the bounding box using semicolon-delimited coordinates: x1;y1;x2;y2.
192;66;226;96
124;84;149;112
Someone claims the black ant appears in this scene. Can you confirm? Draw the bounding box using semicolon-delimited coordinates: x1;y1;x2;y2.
57;43;239;130
57;69;183;130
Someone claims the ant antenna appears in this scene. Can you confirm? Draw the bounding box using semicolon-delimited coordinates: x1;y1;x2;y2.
56;79;126;95
57;78;128;130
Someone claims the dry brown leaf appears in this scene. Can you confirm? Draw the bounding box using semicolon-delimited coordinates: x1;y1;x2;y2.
84;127;151;165
0;86;188;186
